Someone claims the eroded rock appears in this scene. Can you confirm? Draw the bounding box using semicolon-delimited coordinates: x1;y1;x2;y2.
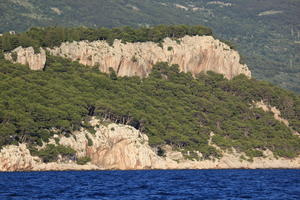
4;46;46;70
1;118;300;171
49;36;251;79
5;36;251;79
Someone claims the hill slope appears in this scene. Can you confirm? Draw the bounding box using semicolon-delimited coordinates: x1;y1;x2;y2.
0;0;299;92
1;54;300;161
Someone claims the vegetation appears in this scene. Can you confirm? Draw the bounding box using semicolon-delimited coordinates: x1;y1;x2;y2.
30;144;76;163
0;25;212;52
0;55;299;160
77;156;92;165
86;135;93;146
0;0;299;93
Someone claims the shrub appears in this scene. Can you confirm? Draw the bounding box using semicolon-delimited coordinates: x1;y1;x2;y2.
32;144;76;163
11;52;17;61
77;156;91;165
157;147;166;157
86;134;93;146
131;56;138;63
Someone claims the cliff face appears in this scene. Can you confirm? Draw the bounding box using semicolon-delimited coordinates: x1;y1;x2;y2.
1;118;300;172
4;47;46;70
49;36;251;79
5;36;251;79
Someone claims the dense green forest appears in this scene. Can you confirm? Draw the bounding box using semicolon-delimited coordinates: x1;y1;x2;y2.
1;0;299;92
0;55;299;160
0;25;212;52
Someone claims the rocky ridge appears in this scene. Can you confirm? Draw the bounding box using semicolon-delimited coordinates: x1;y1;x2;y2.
1;118;299;172
5;36;251;79
4;46;46;70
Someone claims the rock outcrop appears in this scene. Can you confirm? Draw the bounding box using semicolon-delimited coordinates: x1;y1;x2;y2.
0;143;99;172
1;118;300;171
5;36;251;79
49;36;251;79
4;46;46;70
57;119;166;170
255;100;299;136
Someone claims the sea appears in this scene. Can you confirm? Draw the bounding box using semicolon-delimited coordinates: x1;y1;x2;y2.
0;169;299;200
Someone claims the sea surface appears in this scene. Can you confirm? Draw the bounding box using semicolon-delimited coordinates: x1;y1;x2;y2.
0;169;300;200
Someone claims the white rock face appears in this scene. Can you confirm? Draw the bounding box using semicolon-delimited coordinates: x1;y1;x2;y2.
49;36;251;79
0;144;37;171
0;143;99;172
1;118;300;171
4;36;251;79
4;46;46;70
58;119;166;170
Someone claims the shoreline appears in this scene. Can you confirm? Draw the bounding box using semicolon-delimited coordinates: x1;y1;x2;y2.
2;167;300;173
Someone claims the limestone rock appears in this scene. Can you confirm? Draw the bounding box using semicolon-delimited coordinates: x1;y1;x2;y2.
4;36;251;79
0;143;99;172
4;46;46;70
1;118;300;171
0;144;37;171
58;119;166;170
49;36;251;79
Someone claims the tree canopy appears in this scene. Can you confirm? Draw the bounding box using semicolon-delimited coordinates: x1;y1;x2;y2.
0;25;212;52
0;55;299;160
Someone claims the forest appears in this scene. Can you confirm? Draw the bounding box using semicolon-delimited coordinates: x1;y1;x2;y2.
0;54;299;161
1;0;299;93
0;25;212;52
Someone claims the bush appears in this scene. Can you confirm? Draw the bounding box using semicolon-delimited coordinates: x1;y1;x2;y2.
11;52;17;62
77;156;91;165
86;135;93;146
157;147;166;157
32;144;76;163
131;56;138;63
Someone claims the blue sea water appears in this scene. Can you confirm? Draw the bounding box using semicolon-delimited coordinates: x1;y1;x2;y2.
0;169;300;200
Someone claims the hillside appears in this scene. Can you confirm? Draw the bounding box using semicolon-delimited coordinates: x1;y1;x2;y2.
0;0;299;92
1;25;250;79
0;25;300;170
0;53;299;164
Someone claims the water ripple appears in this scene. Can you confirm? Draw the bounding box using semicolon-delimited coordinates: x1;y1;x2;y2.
0;169;300;200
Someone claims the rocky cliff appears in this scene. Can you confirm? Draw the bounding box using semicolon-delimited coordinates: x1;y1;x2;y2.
5;36;251;79
4;46;46;70
1;118;299;172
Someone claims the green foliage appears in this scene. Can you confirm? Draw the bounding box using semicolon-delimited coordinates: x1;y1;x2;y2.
54;138;59;144
11;52;17;62
1;0;298;92
0;56;299;159
131;56;138;63
0;25;213;52
86;134;93;146
81;118;96;134
77;156;91;165
157;147;165;157
109;67;118;80
31;144;76;163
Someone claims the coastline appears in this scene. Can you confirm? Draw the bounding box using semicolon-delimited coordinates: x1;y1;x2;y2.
2;167;300;173
1;121;300;172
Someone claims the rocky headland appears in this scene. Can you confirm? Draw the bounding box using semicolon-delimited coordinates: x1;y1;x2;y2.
1;116;299;172
2;35;299;172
